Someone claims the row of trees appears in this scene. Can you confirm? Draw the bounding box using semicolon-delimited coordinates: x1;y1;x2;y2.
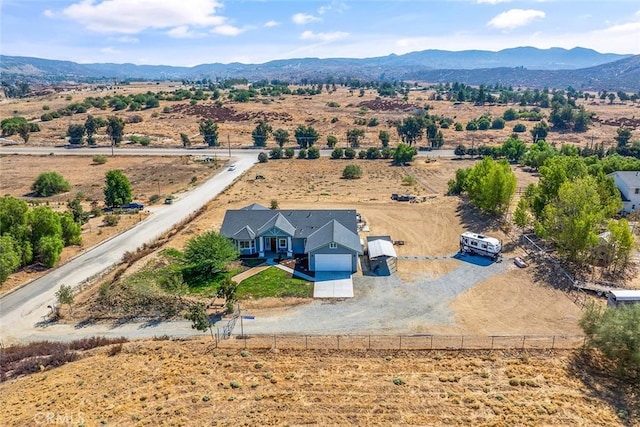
264;143;417;165
66;115;124;146
1;117;40;142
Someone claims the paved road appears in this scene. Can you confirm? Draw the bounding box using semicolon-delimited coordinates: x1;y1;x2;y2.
0;145;455;158
0;153;257;344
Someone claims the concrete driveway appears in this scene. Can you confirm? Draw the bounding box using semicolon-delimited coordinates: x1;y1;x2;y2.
313;272;354;298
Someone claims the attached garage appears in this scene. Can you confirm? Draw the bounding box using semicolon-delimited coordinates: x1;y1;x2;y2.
314;254;352;272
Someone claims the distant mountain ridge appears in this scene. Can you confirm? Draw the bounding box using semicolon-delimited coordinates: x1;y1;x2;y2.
1;47;637;91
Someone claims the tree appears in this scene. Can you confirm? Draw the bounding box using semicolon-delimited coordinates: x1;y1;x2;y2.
501;136;527;162
580;302;640;376
615;127;632;147
344;147;356;159
0;235;20;284
251;120;272;147
257;152;268;163
67;196;89;224
464;158;516;215
346;128;365;148
395;116;423;146
393;143;417;165
60;213;82;245
270;199;279;210
84;115;105;145
491;117;506;129
180;133;191;147
106;116;125;146
530;121;549;142
269;147;283;159
503;108;518;121
55;284;74;315
31;172;71;197
522;140;557;170
331;147;344;159
284;147;295;159
185;303;215;340
513;123;526;133
378;130;390;147
454;144;467;158
37;235;64;267
17;121;30;143
66;124;85;145
513;198;531;229
326;135;338;148
104;170;132;207
342;164;362;179
447;167;470;196
294;125;319;148
199;119;219;147
184;231;238;277
273;128;289;147
606;219;635;273
1;116;28;136
307;146;320;159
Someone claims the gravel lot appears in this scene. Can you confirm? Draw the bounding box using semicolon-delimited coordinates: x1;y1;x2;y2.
238;255;509;335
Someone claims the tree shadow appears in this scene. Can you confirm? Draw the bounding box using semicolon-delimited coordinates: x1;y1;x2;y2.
454;200;503;233
567;351;639;426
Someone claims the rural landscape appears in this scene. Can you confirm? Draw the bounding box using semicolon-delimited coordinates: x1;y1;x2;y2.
1;0;640;424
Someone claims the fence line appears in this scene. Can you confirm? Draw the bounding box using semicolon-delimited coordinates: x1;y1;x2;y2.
214;334;586;351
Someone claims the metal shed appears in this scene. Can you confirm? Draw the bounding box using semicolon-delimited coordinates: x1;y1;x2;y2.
367;236;397;276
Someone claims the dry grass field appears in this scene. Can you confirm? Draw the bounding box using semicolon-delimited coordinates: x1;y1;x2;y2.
1;82;637;149
1;339;636;426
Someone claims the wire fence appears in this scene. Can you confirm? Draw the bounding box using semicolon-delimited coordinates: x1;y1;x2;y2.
215;334;586;351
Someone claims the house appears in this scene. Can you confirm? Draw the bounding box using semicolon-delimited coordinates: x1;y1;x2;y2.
366;236;397;276
220;204;362;273
608;171;640;215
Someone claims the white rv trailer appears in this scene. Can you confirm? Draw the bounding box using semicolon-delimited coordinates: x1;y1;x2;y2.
607;289;640;307
460;232;502;260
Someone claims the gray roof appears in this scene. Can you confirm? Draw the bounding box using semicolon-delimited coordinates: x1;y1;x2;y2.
233;225;255;240
305;219;362;254
609;171;640;188
220;208;358;241
241;203;269;210
256;213;296;237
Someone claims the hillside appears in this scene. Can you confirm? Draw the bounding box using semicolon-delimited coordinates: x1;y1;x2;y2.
1;339;637;426
1;47;637;90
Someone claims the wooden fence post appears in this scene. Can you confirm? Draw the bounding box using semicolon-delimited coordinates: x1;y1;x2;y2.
522;335;526;349
337;335;340;350
551;335;555;350
305;335;308;350
368;335;371;350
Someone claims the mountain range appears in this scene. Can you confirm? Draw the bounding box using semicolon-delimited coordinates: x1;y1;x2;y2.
1;47;638;91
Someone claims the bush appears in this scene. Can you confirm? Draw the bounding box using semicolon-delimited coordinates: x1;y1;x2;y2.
342;164;362;179
31;172;71;197
103;214;120;227
344;147;356;159
257;152;268;163
92;155;108;165
297;148;307;159
269;147;283;159
307;146;320;159
327;101;340;107
513;123;527;133
491;118;506;129
331;147;344;159
284;147;295;159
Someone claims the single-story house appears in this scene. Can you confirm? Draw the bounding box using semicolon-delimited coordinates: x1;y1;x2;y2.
366;236;397;276
220;204;362;273
608;171;640;215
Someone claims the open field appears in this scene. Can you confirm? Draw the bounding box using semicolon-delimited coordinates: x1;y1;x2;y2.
1;338;637;426
0;154;224;295
1;82;638;150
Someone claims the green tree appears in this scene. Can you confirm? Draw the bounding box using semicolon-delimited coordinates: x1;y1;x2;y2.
31;206;62;245
393;143;417;165
342;164;362;179
273;128;289;147
491;117;506;129
294;125;319;148
257;152;268;163
269;147;283;159
346;128;365;148
184;231;238;277
447;167;470;195
67;196;89;224
331;147;344;159
1;116;28;136
501;136;527;162
465;158;516;215
84;115;105;145
37;235;64;267
66;124;85;145
513;123;526;133
615;127;632;147
180;132;191;147
31;172;71;197
326;135;338;148
59;213;82;245
284;147;295;159
503;108;518;121
395;116;423;146
522;140;557;169
530;121;549;142
104;170;132;207
513;198;531;229
0;235;20;283
185;303;214;340
55;284;74;314
307;146;321;159
251;120;272;147
199;118;219;147
17;121;30;143
606;219;635;274
378;130;390;147
106;116;125;146
454;144;467;158
580;302;640;376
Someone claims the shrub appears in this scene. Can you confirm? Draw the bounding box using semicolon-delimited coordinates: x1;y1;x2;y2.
297;148;307;159
269;147;283;159
42;105;50;110
330;117;339;123
31;172;71;197
257;152;268;163
327;101;340;107
103;214;120;227
326;135;338;148
367;117;379;127
513;123;527;133
342;164;362;179
393;377;406;386
284;147;295;159
491;117;506;129
344;147;356;159
92;155;108;165
358;150;366;159
454;122;463;131
331;147;344;159
307;146;320;159
402;175;416;185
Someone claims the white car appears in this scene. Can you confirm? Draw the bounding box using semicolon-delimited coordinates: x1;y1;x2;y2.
228;164;237;171
514;257;527;268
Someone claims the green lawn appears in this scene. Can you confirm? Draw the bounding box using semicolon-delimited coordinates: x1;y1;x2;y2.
236;267;313;299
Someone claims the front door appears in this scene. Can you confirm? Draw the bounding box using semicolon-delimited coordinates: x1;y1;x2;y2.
268;237;276;251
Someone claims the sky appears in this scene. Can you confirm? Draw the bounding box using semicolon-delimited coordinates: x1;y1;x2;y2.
1;0;639;66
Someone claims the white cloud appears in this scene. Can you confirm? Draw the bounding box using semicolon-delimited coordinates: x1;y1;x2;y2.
292;13;321;25
264;20;279;28
211;24;244;36
318;1;349;15
43;9;55;18
62;0;225;34
111;36;139;43
300;30;348;42
167;26;201;39
100;46;120;54
477;0;511;4
487;9;545;30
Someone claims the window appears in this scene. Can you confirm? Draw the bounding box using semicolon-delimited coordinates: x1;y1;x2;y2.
481;244;487;249
636;188;639;194
329;242;338;249
278;238;287;248
471;241;477;246
239;241;252;249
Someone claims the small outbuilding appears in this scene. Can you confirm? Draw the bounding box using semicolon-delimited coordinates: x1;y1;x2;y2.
367;236;397;276
607;289;640;307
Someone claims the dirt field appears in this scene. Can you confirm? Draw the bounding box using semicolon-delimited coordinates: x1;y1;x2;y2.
1;339;635;426
0;154;224;294
1;82;637;149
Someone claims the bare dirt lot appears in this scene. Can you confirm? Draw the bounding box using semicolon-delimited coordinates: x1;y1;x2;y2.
1;339;635;426
1;82;637;149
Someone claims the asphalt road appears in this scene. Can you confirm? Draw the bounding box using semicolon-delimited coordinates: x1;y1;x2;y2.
0;153;257;344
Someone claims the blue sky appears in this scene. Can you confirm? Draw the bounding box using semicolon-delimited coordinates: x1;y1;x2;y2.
1;0;639;66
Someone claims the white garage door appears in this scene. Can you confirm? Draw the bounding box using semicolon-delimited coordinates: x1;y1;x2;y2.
314;254;352;272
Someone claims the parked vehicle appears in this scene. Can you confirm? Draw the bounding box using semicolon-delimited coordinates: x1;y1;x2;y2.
459;232;502;260
119;202;144;210
514;257;527;268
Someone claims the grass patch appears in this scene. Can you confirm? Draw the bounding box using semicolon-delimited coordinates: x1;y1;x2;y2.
237;267;312;299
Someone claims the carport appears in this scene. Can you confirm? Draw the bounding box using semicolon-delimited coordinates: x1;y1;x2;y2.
367;236;397;276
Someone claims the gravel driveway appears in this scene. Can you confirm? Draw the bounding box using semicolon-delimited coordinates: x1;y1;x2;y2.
237;255;509;335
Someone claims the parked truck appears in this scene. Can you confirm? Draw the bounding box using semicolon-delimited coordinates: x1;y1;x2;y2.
459;232;502;260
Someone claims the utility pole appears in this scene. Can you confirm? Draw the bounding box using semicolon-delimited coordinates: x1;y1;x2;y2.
228;132;231;158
